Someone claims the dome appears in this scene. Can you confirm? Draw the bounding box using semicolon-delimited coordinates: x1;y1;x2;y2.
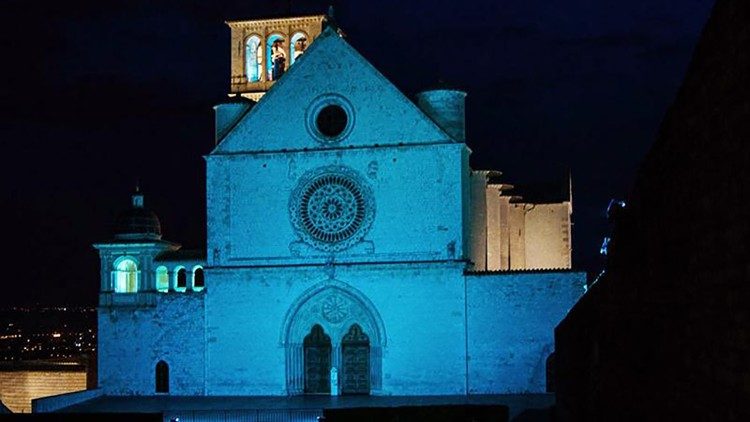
113;191;162;240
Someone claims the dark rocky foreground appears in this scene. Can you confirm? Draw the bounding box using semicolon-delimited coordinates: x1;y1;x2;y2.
555;0;750;420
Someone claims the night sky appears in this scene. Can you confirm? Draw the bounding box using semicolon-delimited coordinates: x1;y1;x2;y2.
0;0;714;306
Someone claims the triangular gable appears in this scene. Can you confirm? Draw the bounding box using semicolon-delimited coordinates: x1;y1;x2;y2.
213;28;452;154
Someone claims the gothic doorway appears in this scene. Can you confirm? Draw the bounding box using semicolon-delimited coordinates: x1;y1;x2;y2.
304;324;331;394
283;282;386;395
341;324;370;394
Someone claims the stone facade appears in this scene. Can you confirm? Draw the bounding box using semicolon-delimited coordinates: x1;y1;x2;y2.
93;20;584;400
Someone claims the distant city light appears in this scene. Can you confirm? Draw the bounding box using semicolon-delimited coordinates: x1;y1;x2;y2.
1;307;96;361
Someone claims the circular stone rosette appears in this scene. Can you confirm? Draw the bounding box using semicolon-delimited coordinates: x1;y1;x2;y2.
289;166;375;252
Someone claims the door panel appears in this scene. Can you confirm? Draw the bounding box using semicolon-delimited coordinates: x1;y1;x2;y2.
341;324;370;395
304;325;332;394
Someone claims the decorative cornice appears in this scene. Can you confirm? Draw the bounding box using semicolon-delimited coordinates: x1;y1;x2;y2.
226;15;325;29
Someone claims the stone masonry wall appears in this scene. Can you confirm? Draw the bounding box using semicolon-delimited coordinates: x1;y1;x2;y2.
98;293;205;395
467;271;584;393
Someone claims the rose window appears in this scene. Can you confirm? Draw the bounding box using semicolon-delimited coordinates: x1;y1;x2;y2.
290;167;375;252
321;295;348;323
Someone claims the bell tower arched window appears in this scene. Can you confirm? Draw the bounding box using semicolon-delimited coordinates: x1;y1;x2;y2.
113;258;138;293
245;35;262;82
290;31;308;65
266;33;286;81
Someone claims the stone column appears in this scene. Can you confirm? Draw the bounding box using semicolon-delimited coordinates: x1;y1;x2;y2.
286;343;304;395
168;268;176;292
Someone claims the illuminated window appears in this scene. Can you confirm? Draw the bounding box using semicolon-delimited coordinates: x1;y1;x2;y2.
175;267;187;292
290;31;308;65
192;266;205;291
266;34;286;81
245;35;262;82
155;266;169;293
114;258;138;293
156;360;169;393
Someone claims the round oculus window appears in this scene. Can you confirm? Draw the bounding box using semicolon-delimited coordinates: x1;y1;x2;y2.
289;166;375;252
306;94;354;144
316;105;348;138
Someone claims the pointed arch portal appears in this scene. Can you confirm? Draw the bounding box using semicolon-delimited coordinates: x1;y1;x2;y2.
281;281;385;395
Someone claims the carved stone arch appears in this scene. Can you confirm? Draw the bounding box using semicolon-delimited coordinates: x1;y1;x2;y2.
281;279;386;347
281;280;385;395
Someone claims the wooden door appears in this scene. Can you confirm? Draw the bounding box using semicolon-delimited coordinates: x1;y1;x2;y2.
341;324;370;394
304;325;331;394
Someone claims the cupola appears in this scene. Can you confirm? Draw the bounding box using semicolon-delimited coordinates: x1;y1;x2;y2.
113;188;162;240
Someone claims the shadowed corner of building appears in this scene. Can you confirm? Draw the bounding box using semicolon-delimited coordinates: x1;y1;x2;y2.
554;0;750;420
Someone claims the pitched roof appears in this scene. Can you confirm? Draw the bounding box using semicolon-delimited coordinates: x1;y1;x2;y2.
213;27;452;154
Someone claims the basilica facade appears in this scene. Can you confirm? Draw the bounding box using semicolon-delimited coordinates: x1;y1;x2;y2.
91;16;584;400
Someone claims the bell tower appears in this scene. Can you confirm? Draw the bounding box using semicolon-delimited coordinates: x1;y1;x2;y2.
93;189;179;307
226;14;326;101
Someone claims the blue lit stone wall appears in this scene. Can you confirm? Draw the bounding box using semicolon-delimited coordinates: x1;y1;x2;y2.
204;263;468;396
206;144;467;267
202;267;583;396
98;293;205;395
466;271;585;393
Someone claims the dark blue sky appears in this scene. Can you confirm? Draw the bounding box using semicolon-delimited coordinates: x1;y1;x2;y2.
0;0;714;305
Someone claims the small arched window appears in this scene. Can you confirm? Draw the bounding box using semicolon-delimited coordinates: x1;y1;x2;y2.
155;360;169;393
175;267;187;292
290;31;308;65
245;35;262;82
114;258;138;293
192;266;205;291
155;266;169;293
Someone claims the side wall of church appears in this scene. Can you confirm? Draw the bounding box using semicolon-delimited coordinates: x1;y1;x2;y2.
466;271;585;393
98;294;206;395
467;171;488;271
523;203;572;269
204;263;469;396
206;143;468;267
